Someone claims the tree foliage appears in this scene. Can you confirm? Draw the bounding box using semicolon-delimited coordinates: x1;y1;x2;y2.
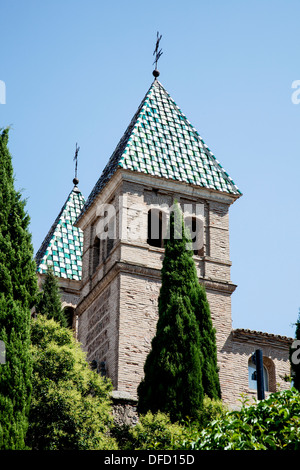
36;267;67;327
192;285;221;400
0;128;38;449
115;396;226;450
26;315;117;450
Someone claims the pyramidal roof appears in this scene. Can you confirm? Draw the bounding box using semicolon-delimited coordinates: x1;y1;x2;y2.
79;78;241;219
35;185;85;281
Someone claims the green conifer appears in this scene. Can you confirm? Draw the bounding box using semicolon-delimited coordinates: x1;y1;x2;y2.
137;202;204;422
192;284;221;400
0;128;38;449
36;267;67;328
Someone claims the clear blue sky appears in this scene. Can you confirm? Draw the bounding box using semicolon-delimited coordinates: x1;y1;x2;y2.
1;0;299;338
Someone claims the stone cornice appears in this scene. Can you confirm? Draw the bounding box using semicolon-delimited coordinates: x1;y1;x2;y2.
120;169;240;206
76;259;237;315
76;167;241;231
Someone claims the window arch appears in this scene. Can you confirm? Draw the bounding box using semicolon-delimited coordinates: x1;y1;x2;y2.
248;356;269;392
64;306;75;330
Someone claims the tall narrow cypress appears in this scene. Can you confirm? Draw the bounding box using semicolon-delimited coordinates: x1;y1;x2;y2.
0;128;38;449
192;284;221;400
137;202;204;422
36;267;67;328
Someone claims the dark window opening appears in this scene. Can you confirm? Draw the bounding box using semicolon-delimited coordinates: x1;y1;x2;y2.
93;237;101;272
107;237;114;257
185;216;204;256
64;306;75;330
147;209;163;248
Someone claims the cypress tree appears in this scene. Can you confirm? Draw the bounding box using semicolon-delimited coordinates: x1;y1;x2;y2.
137;202;204;422
192;285;221;400
0;128;38;449
36;267;67;328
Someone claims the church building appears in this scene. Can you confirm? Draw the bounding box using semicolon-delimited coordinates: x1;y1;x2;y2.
35;67;293;411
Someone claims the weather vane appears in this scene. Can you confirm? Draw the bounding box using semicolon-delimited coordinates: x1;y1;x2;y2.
153;32;163;78
73;142;80;185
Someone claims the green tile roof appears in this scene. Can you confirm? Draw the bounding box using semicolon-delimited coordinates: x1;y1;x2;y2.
79;79;241;219
35;186;85;281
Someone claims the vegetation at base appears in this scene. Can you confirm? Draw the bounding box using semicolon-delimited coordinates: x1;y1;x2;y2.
0;128;38;449
26;315;117;450
113;389;300;450
183;388;300;450
113;396;226;450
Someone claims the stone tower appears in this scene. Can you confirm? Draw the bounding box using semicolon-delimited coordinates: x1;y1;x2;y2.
36;73;293;410
74;74;246;405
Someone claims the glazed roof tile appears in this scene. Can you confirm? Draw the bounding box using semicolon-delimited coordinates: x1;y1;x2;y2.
79;79;241;219
35;186;85;281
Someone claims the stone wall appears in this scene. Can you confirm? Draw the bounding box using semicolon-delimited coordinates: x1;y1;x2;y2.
77;273;120;389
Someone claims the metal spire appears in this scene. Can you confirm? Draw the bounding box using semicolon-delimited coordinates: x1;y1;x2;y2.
73;142;80;186
153;32;163;78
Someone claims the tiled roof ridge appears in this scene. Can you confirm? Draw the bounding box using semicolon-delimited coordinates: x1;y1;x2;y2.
77;78;241;222
35;185;85;280
154;80;241;194
79;82;155;217
35;189;74;267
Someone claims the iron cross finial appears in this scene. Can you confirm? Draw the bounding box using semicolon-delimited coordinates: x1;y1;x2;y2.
153;32;163;78
73;142;80;185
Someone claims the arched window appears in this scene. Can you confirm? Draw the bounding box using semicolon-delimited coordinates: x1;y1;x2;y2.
147;208;163;248
64;306;75;330
248;357;269;392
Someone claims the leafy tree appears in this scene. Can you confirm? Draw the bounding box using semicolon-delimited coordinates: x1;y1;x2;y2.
36;267;67;327
26;315;117;450
0;128;38;449
137;203;204;422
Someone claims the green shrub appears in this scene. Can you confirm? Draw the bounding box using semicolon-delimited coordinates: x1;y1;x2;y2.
184;389;300;450
27;315;118;450
196;395;227;429
116;397;226;450
126;412;187;450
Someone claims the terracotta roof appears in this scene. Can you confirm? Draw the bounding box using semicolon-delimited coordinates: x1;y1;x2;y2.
233;328;293;344
78;78;241;220
35;185;85;281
